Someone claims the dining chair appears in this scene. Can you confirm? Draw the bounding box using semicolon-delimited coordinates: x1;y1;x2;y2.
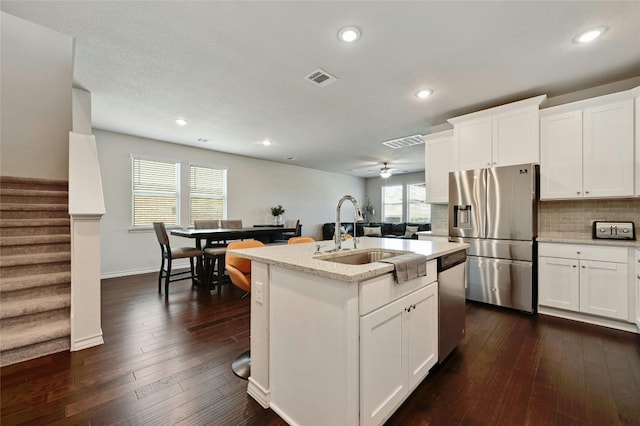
194;220;227;294
153;222;203;297
281;219;300;240
221;220;243;229
288;236;315;244
226;239;265;379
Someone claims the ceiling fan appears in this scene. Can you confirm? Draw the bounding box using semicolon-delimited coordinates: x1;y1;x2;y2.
380;162;392;178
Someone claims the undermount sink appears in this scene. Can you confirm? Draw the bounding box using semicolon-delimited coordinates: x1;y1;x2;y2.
316;248;411;265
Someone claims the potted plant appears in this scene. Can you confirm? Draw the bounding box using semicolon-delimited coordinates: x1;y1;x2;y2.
270;205;285;225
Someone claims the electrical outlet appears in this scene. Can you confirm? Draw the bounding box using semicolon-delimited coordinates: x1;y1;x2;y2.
255;281;263;304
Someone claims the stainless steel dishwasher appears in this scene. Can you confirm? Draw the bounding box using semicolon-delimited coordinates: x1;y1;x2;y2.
437;249;467;362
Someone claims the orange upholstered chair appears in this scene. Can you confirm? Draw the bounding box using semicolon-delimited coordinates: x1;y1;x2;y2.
288;236;315;244
225;239;265;379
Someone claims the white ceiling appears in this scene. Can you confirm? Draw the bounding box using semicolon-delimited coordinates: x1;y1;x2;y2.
2;1;639;177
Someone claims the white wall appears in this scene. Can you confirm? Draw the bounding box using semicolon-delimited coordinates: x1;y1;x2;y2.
364;172;426;223
95;129;365;277
0;12;73;180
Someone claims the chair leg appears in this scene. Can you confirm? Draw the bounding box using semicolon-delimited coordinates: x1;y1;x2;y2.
189;257;197;287
216;255;224;296
158;256;165;293
165;257;172;297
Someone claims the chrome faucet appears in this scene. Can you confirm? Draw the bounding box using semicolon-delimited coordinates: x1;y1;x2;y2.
335;195;364;251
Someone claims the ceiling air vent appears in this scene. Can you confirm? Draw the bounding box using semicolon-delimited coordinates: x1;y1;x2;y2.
305;69;337;87
381;134;424;149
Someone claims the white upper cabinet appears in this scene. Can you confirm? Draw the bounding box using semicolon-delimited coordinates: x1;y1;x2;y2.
424;130;454;204
455;117;492;170
540;111;583;198
448;95;546;171
540;92;634;200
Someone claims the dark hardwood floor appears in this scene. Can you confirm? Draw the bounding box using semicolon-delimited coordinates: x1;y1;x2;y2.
2;272;639;425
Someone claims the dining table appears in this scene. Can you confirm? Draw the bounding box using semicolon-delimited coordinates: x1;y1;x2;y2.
170;226;297;249
170;226;297;288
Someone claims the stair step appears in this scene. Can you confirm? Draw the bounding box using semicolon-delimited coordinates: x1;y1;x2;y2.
1;337;70;367
0;316;70;352
1;203;68;212
0;271;71;292
0;176;68;192
0;188;68;198
0;292;71;320
0;218;70;228
0;251;71;268
0;234;71;247
0;226;70;237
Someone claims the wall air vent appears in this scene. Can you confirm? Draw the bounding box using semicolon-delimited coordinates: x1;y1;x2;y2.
305;69;338;87
381;134;424;149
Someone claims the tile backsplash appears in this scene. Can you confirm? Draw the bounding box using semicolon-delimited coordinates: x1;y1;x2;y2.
430;199;640;239
430;204;449;235
539;198;640;239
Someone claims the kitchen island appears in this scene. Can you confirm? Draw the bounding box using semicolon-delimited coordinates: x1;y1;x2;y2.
229;237;468;426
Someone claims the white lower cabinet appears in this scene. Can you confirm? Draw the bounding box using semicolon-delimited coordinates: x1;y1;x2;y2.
360;283;438;426
538;243;629;321
636;249;640;329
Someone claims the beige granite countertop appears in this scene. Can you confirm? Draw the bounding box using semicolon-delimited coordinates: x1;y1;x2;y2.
537;236;640;248
228;236;469;283
416;231;449;238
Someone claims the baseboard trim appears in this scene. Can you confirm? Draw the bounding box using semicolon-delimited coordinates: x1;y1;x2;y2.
101;261;191;279
247;378;270;408
71;331;104;351
538;306;639;334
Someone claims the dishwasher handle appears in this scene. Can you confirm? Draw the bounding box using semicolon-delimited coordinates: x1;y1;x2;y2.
438;250;467;272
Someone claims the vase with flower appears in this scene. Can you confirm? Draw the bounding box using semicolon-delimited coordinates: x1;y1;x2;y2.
270;205;285;226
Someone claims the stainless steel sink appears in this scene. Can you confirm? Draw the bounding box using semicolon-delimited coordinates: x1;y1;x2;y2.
316;249;410;265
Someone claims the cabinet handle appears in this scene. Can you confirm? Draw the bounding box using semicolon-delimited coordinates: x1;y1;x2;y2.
637;275;640;279
576;251;581;254
585;190;590;194
581;265;586;269
576;191;581;195
573;265;577;268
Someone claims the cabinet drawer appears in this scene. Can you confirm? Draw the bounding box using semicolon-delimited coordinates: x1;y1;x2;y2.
359;260;437;315
538;242;627;263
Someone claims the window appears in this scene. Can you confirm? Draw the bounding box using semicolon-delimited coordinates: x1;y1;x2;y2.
132;157;180;227
408;183;431;222
190;165;226;225
381;182;432;223
382;185;403;222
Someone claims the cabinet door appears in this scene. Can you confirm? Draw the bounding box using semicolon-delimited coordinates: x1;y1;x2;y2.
426;135;455;203
538;256;579;311
583;99;634;198
579;260;628;320
636;250;640;329
635;97;640;196
456;117;492;170
492;107;540;166
406;284;438;390
360;296;407;426
540;111;583;199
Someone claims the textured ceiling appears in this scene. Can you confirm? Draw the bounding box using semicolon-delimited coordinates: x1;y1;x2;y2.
2;1;639;177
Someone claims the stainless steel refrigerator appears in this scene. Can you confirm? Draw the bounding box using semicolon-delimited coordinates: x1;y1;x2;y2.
448;163;538;313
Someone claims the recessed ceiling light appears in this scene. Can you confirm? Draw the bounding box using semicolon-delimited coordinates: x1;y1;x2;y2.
416;89;433;99
262;139;272;146
174;118;189;126
338;26;360;43
575;27;606;43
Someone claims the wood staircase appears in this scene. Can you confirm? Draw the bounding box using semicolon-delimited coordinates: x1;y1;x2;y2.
0;176;71;366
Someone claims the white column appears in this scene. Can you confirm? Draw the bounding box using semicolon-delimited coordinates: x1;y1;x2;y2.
69;129;106;350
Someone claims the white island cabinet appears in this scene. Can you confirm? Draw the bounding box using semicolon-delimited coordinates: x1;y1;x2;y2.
230;237;468;426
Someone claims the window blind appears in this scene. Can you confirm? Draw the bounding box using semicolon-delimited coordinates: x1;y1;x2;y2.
132;158;179;227
189;165;226;224
382;185;403;222
408;183;431;222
